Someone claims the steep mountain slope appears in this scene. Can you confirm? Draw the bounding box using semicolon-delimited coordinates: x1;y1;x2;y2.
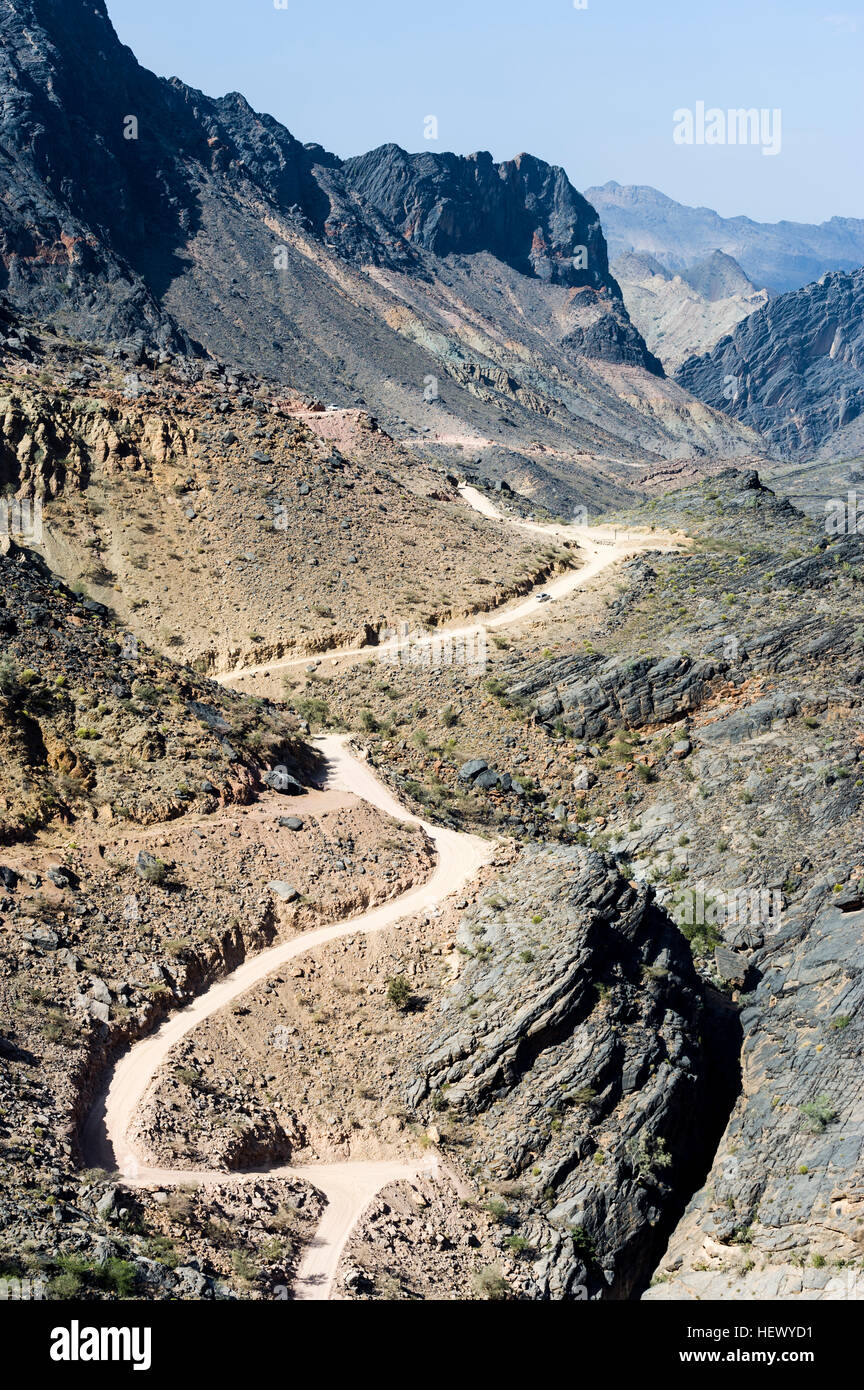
587;183;864;295
0;304;576;676
0;0;763;509
680;250;762;302
612;251;769;369
0;541;434;1301
676;268;864;457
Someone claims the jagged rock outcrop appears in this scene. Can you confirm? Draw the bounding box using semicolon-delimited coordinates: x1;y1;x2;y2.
0;383;197;500
676;268;864;455
343;147;609;285
0;0;762;507
646;882;864;1300
405;844;730;1299
508;652;721;737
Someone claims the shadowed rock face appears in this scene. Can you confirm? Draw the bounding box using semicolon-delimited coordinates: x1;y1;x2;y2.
343;146;612;290
645;889;864;1300
404;844;735;1300
676;268;864;455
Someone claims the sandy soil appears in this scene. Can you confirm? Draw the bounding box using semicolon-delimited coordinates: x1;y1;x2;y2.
82;736;491;1299
80;490;683;1300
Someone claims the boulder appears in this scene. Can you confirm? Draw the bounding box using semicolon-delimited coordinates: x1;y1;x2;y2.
267;882;299;903
458;758;488;782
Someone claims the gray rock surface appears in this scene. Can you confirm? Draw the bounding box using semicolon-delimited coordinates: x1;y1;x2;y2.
676;268;864;456
646;889;864;1300
404;844;728;1299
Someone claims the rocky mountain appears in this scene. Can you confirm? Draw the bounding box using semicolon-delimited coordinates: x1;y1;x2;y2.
3;0;863;1318
400;843;727;1301
680;250;761;302
676;268;864;456
611;250;770;370
341;147;614;289
0;0;763;512
587;182;864;295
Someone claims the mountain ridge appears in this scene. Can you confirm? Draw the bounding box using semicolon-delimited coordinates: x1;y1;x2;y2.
0;0;763;510
586;181;864;294
611;249;770;370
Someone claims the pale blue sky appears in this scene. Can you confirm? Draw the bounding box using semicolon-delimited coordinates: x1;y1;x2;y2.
106;0;864;223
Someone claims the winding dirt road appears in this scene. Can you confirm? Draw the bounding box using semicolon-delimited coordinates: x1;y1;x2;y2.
82;736;490;1299
221;485;680;685
82;489;680;1300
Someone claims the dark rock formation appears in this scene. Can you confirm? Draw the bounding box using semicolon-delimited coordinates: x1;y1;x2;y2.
341;146;661;373
509;652;721;737
676;269;864;456
646;883;864;1299
342;147;601;281
405;844;732;1299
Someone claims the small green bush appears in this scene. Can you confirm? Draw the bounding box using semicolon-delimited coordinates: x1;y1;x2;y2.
386;975;412;1011
799;1094;838;1133
471;1265;510;1300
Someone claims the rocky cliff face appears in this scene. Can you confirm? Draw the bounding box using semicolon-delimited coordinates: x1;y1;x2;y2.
403;843;730;1300
0;0;764;506
676;269;864;455
343;146;614;289
645;883;864;1300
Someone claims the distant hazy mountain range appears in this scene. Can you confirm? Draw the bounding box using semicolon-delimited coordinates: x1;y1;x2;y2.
587;182;864;295
611;250;770;370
